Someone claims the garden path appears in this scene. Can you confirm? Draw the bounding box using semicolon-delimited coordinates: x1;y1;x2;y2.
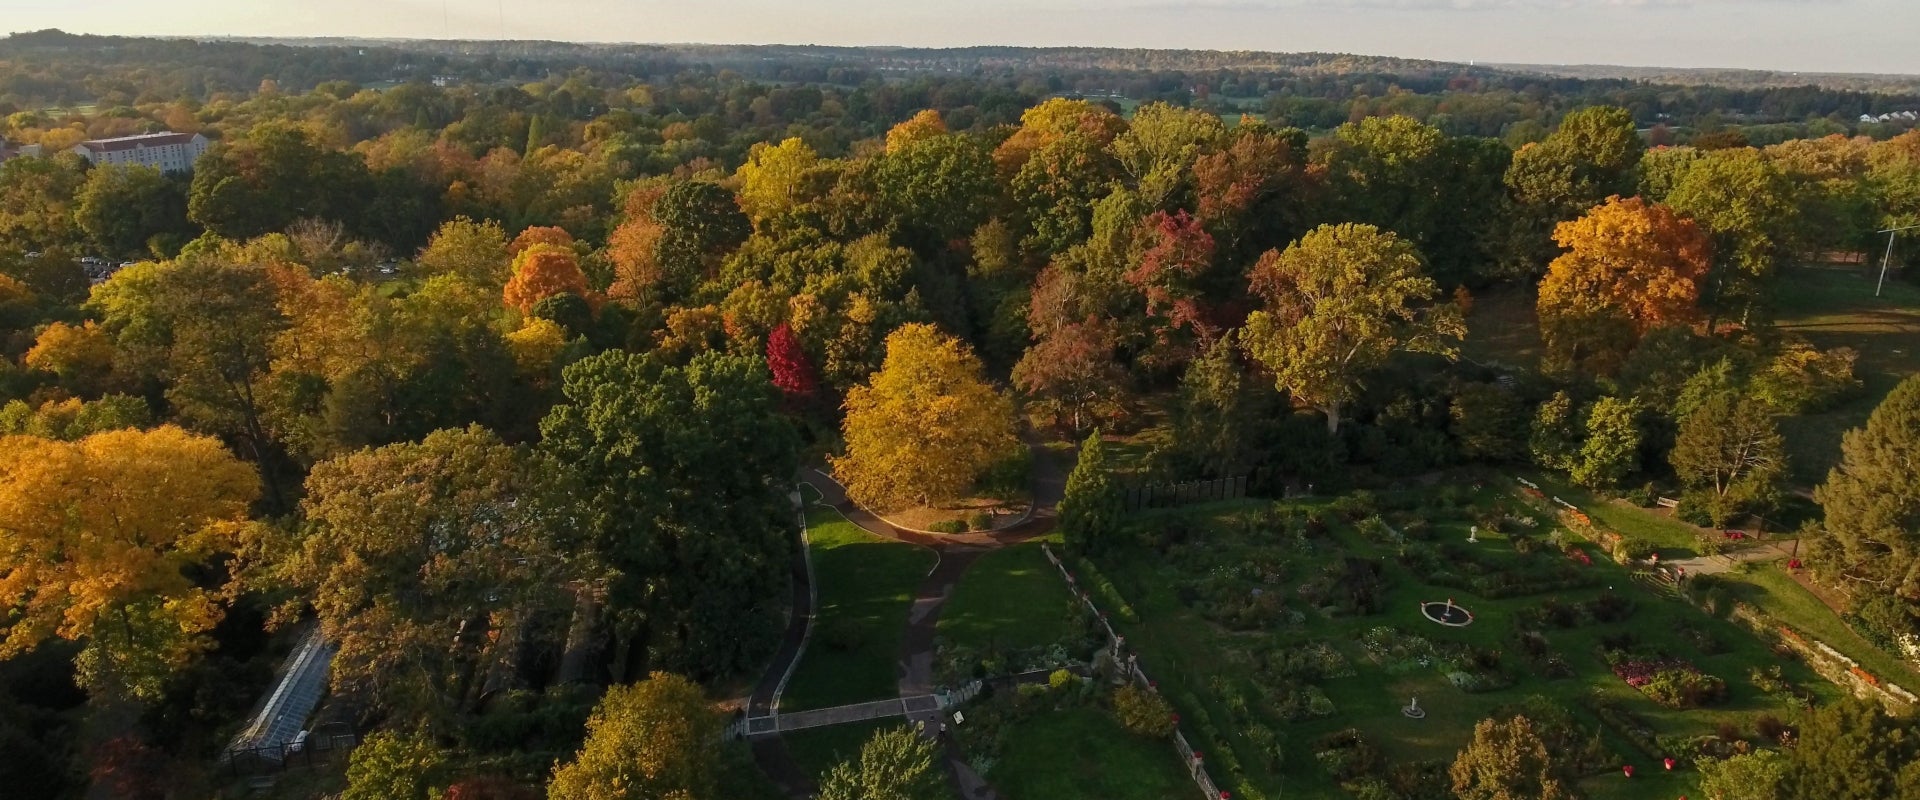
745;433;1068;799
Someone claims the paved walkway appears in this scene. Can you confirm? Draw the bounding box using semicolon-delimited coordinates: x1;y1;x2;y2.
747;434;1069;799
745;499;820;799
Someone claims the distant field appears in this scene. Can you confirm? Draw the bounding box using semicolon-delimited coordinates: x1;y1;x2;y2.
1460;283;1542;369
1773;266;1920;486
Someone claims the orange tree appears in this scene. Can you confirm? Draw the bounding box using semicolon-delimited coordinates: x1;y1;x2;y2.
503;243;590;316
1536;195;1711;375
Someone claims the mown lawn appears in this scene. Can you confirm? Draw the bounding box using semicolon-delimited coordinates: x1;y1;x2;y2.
989;707;1194;800
1528;473;1920;691
781;509;935;711
1763;266;1920;486
781;719;903;783
938;539;1079;653
1722;564;1920;690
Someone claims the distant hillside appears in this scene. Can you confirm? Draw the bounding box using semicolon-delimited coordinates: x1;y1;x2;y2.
1493;62;1920;94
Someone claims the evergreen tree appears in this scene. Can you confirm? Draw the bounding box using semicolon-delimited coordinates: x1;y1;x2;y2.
1813;375;1920;601
1060;430;1123;555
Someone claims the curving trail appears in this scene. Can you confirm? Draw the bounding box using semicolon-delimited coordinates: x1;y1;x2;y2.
748;436;1069;799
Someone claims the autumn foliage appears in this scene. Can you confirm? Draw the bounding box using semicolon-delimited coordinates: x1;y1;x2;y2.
1537;196;1712;373
503;243;590;316
0;425;258;698
766;322;818;400
507;225;575;256
836;324;1021;511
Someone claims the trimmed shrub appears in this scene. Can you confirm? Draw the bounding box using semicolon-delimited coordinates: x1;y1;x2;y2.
1112;685;1175;737
966;511;994;531
928;519;967;533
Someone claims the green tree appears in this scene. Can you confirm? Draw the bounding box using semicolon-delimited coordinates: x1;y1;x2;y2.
1314;115;1509;285
1059;431;1123;556
1448;715;1572;800
1812;375;1920;601
1241;223;1464;434
874;132;998;254
1670;393;1787;525
816;726;945;800
417;216;512;291
1784;698;1920;800
547;673;721;800
1450;382;1528;463
188;122;374;240
74;164;192;260
1663;147;1798;327
1572;395;1641;489
0;153;86;253
541;351;798;680
1696;750;1788;800
343;731;443;800
1502;106;1643;276
651;181;750;299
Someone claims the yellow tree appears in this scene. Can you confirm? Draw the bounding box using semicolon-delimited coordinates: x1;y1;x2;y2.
0;426;259;700
885;109;947;153
416;216;511;291
1241;223;1463;434
1537;196;1712;375
25;319;117;393
835;323;1021;511
548;672;721;800
733;137;821;224
503;243;590;316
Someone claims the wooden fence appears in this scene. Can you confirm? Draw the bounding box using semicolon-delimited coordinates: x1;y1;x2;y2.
1042;544;1231;800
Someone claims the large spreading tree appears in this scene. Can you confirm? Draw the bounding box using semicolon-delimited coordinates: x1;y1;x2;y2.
541;349;798;680
835;323;1021;511
1241;223;1464;434
1536;196;1712;375
0;426;258;701
276;426;590;725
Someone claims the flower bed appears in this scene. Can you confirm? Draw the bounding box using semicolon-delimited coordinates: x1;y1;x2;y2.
1610;658;1726;708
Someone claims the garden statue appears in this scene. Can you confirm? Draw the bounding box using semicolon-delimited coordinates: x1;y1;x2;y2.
1402;696;1425;719
1467;525;1479;543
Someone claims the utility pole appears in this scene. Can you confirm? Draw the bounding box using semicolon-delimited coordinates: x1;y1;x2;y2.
1877;223;1920;297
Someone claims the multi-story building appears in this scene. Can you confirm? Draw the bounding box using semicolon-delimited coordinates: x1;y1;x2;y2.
69;131;209;173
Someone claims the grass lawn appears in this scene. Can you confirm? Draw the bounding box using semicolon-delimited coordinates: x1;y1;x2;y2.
1763;266;1920;486
988;707;1194;800
938;540;1079;653
1528;472;1920;691
782;719;904;783
781;508;935;711
719;742;789;800
1095;487;1833;799
1721;564;1920;690
1528;474;1707;556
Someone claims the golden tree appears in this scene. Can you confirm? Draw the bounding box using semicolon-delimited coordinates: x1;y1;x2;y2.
507;224;574;256
834;323;1021;511
0;426;258;700
503;243;590;316
604;217;665;305
885;109;948;153
734;137;821;223
25;319;117;392
548;672;720;800
1537;196;1712;374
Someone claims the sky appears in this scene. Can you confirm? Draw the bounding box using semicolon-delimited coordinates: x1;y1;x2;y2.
23;0;1920;75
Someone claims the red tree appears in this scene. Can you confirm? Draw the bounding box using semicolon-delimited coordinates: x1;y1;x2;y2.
766;323;818;400
1126;210;1219;339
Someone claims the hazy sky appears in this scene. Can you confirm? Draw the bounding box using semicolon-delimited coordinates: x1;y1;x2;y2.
23;0;1920;75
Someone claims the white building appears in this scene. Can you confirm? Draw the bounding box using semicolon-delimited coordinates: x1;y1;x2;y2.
69;131;209;173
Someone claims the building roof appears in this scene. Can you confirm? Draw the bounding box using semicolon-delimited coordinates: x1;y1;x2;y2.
75;131;201;153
